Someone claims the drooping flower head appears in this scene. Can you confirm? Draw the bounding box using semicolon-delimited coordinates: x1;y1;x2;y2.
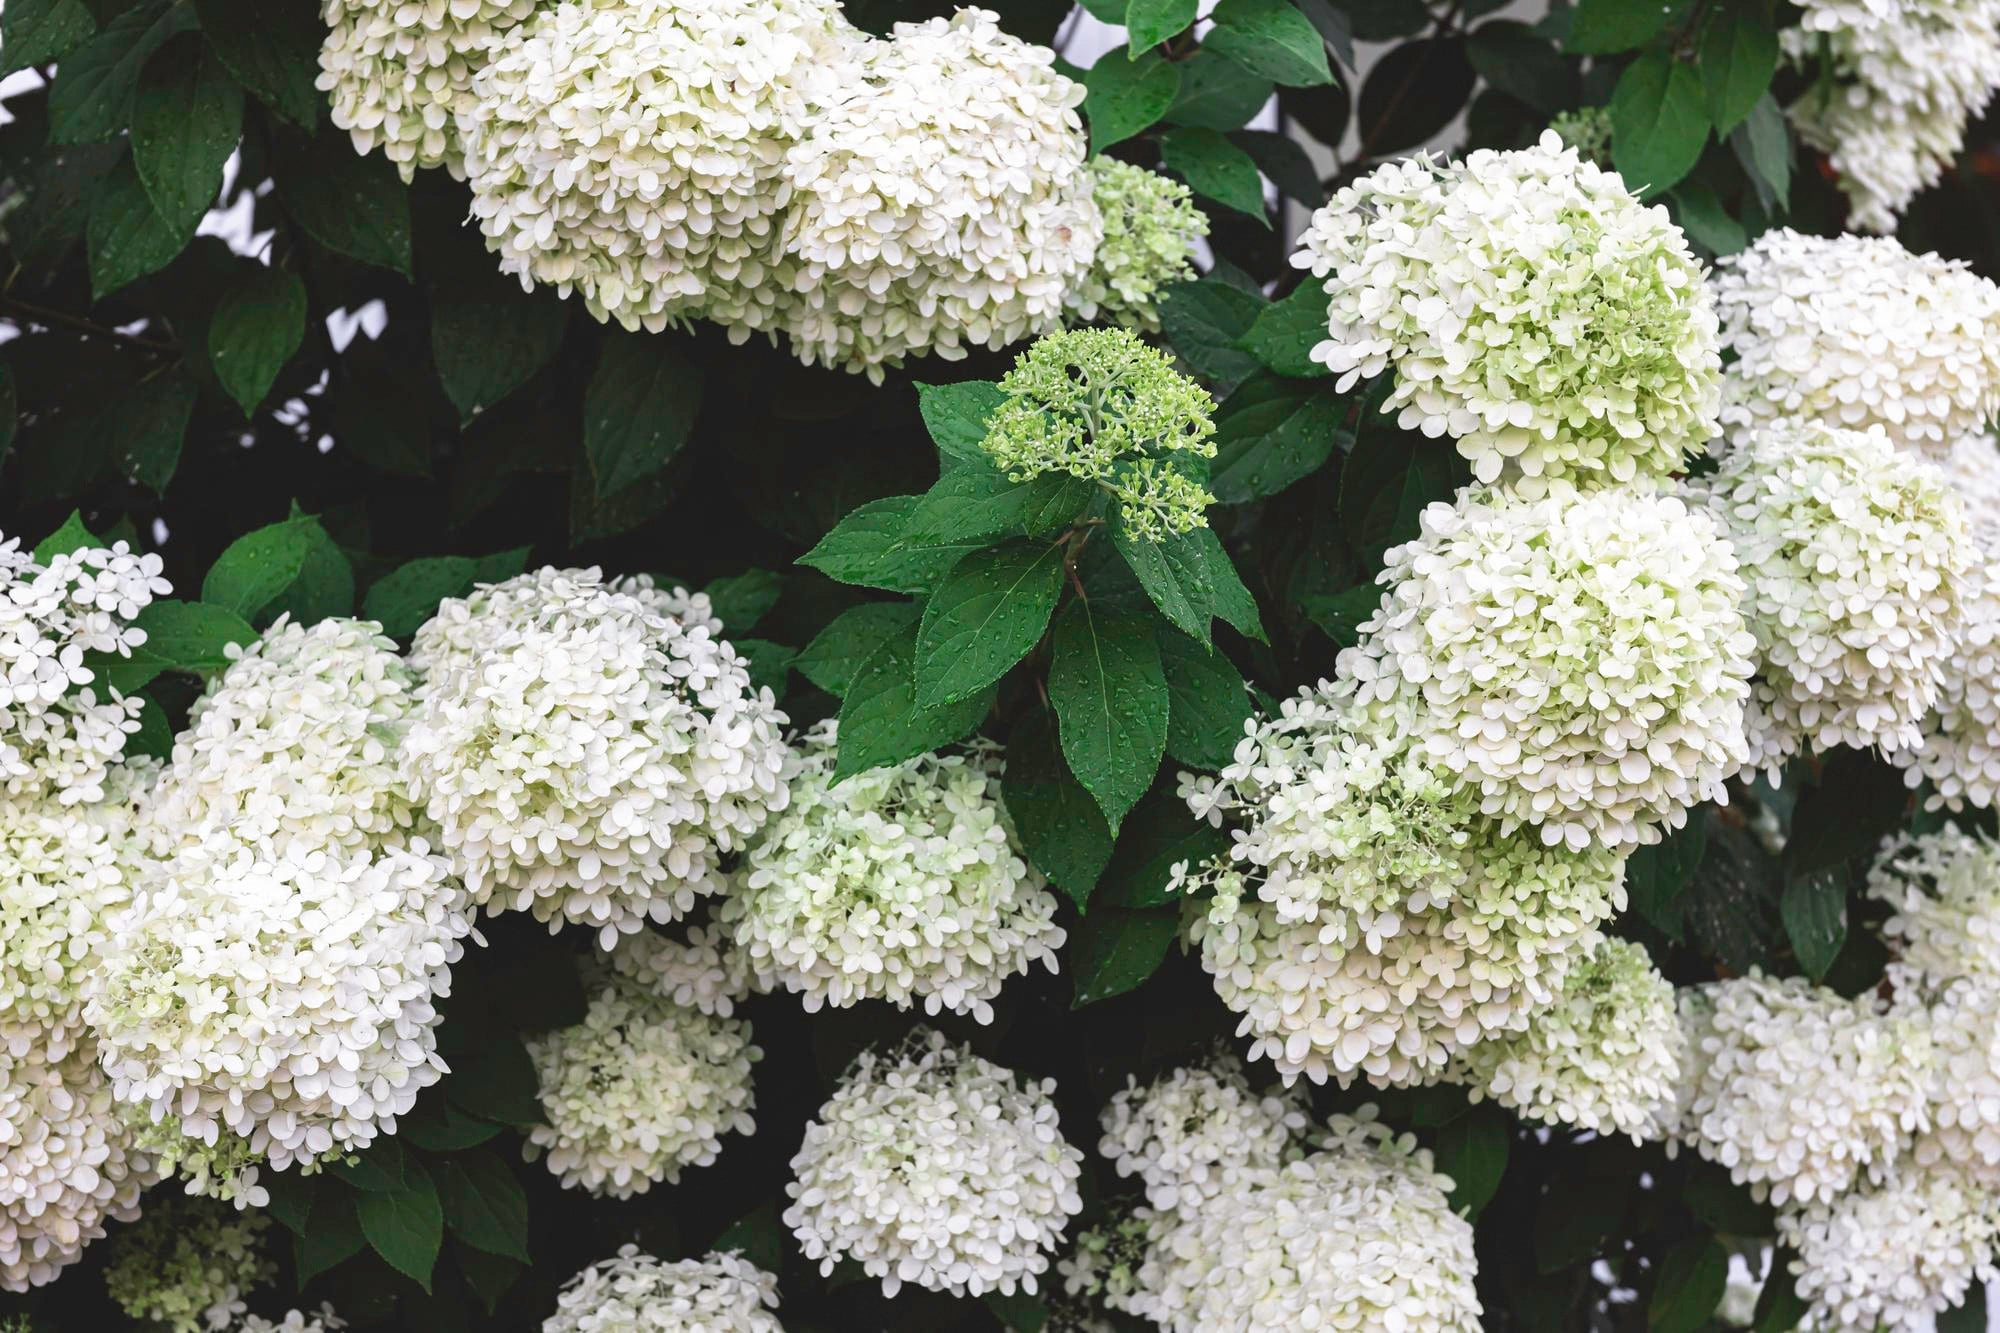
461;0;858;337
1291;131;1721;494
784;1031;1084;1298
1712;230;2000;457
1096;1057;1306;1214
724;720;1063;1023
1338;487;1756;850
1064;159;1208;332
545;1245;784;1333
525;932;761;1199
102;1194;273;1333
981;328;1217;541
775;8;1100;381
1454;934;1684;1140
1688;421;1971;775
405;567;791;947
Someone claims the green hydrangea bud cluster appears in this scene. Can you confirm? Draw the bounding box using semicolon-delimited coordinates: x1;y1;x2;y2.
1550;106;1612;164
1066;159;1210;332
982;328;1217;542
103;1195;274;1333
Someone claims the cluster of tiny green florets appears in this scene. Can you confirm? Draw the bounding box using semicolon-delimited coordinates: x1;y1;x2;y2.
1066;159;1210;332
103;1195;274;1333
982;328;1218;542
1550;106;1612;164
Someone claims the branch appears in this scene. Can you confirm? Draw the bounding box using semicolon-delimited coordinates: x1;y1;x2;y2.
0;297;176;355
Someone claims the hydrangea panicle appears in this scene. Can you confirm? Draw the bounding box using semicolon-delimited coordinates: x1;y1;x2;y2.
102;1195;273;1333
1064;159;1207;332
1096;1057;1306;1213
545;1245;784;1332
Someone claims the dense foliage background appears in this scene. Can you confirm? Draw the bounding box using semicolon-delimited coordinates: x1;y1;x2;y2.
1;0;1996;1329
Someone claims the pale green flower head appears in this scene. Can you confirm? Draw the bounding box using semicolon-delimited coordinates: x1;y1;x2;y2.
1549;106;1612;164
983;328;1218;542
103;1194;274;1333
1066;159;1209;332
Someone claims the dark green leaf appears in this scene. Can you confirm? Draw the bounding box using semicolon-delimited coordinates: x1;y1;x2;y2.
445;1032;542;1127
131;34;241;233
92;598;256;692
48;4;190;145
1782;864;1848;981
798;495;984;595
209;265;307;416
1467;19;1572;113
1209;375;1344;503
431;277;568;423
1166;51;1276;132
1113;523;1213;646
916;380;1006;463
1126;0;1198;50
1357;38;1475;154
1649;1236;1727;1333
1684;1162;1775;1238
274;127;412;276
1753;1253;1809;1332
402;1097;504;1153
1610;53;1710;197
1239;282;1331;378
984;1290;1049;1333
437;1152;530;1264
295;1192;367;1286
1299;582;1381;647
1160;630;1250;770
1534;1173;1626;1271
1787;749;1909;875
33;511;102;563
1294;0;1357;67
110;370;197;494
836;621;994;780
1205;0;1333;86
703;570;783;634
1070;906;1179;1005
1731;93;1791;211
195;0;324;128
1;0;95;77
1049;598;1168;831
0;366;15;470
716;1202;786;1273
1232;128;1322;207
261;1170;318;1237
1940;1285;1988;1333
455;1245;525;1316
1094;787;1229;909
1159;126;1268;221
202;514;322;618
1083;46;1182;153
584;332;702;497
361;550;531;639
1340;411;1464;562
1670;180;1748;257
1625;816;1707;939
357;1167;444;1293
1190;527;1265;642
914;540;1065;707
1566;0;1688;54
332;1137;410;1193
87;154;193;298
1700;2;1778;136
732;638;795;698
269;507;356;624
905;464;1097;545
1004;706;1114;910
1158;279;1265;385
1434;1106;1509;1220
796;602;921;697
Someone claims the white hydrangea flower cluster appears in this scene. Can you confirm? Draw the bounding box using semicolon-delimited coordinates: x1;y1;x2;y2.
1338;486;1756;850
0;536;169;804
1913;975;2000;1190
461;0;857;338
1064;157;1208;333
1454;935;1684;1140
1896;551;2000;809
232;1308;344;1333
405;567;790;948
723;720;1063;1023
1777;1157;2000;1333
1676;974;1932;1207
317;0;539;180
1868;828;2000;992
0;1040;156;1292
1128;1110;1483;1332
1689;421;1971;777
102;1195;272;1333
1942;433;2000;552
784;1032;1084;1298
1096;1058;1305;1213
1710;230;2000;456
524;931;761;1199
1783;0;2000;233
1291;131;1721;495
545;1244;784;1333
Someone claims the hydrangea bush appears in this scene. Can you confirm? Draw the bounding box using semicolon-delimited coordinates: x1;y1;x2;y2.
6;0;2000;1329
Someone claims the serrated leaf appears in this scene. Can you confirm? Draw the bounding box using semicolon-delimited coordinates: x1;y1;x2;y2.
1626;816;1707;939
1049;598;1167;831
1566;0;1688;54
194;0;324;128
584;332;702;497
361;550;531;639
209;265;306;417
104;370;197;496
1209;374;1344;503
1004;706;1114;910
703;569;783;634
261;1170;318;1238
48;4;191;145
432;275;568;423
274;126;411;276
87;154;193;299
798;495;984;595
202;514;322;618
358;1166;444;1293
916;380;1006;463
444;1032;541;1127
1083;46;1182;153
269;504;355;625
132;34;242;234
1189;527;1265;642
1;0;95;77
1435;1106;1509;1220
1166;51;1276;131
1158;279;1265;386
796;603;922;697
32;511;101;564
716;1201;786;1273
1700;2;1777;136
1610;52;1710;197
1239;281;1332;378
401;1096;504;1153
836;621;994;780
1158;126;1268;221
1467;19;1572;113
1205;0;1333;86
1232;127;1322;207
914;540;1065;707
1070;906;1178;1005
906;464;1096;546
437;1152;530;1264
1113;522;1213;646
1159;630;1250;770
1094;788;1229;909
331;1137;409;1193
1649;1236;1727;1333
1670;180;1748;257
1299;582;1381;648
92;598;255;693
1340;408;1463;562
295;1191;366;1286
1782;864;1848;981
1126;0;1198;50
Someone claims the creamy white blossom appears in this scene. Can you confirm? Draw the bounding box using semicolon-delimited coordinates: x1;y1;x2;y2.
405;567;790;948
462;0;858;337
1337;487;1755;850
1064;159;1207;333
1688;421;1971;775
1455;935;1683;1140
775;9;1099;381
525;932;760;1199
1942;433;2000;552
724;721;1063;1023
318;0;539;180
102;1195;272;1333
1096;1058;1305;1214
1291;132;1720;495
1869;827;2000;992
1711;229;2000;456
231;1308;343;1333
1912;974;2000;1190
1896;552;2000;809
1678;974;1932;1207
1783;0;2000;232
545;1244;784;1332
784;1032;1083;1298
1778;1156;2000;1333
0;1039;155;1292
